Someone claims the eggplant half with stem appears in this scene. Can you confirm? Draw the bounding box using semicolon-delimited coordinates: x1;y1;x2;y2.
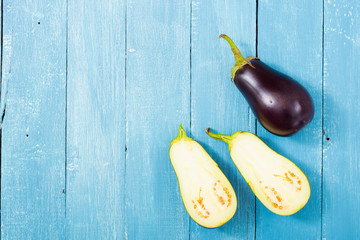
206;128;310;215
169;125;237;228
220;34;314;136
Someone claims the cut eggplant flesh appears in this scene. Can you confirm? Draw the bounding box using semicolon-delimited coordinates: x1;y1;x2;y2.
207;129;310;216
169;125;237;228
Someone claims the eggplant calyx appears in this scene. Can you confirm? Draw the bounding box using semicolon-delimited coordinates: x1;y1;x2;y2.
178;124;187;138
230;56;259;80
205;128;234;144
219;34;259;80
171;124;189;146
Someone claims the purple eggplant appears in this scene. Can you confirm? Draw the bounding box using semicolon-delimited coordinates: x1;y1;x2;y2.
220;34;314;136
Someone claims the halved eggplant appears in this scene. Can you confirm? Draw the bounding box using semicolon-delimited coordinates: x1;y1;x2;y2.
169;125;237;228
206;128;310;215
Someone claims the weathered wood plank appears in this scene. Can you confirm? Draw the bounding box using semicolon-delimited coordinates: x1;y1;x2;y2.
190;0;256;239
1;0;67;238
66;0;126;238
256;0;323;239
323;0;360;238
125;0;190;239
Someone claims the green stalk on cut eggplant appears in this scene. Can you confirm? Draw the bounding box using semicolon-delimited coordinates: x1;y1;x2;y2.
206;127;310;215
220;34;314;136
169;125;237;228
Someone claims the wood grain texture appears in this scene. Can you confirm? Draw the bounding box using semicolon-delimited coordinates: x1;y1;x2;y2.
125;1;190;239
0;0;8;125
1;0;67;238
190;0;256;239
256;0;323;239
323;0;360;238
66;0;126;239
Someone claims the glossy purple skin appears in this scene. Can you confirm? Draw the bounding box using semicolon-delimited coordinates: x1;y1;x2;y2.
234;59;314;136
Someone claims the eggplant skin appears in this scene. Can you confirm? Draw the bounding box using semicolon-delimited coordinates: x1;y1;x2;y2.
234;59;315;136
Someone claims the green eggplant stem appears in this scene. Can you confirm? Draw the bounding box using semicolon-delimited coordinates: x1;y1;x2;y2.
205;128;232;144
178;124;187;138
219;34;258;79
219;34;244;65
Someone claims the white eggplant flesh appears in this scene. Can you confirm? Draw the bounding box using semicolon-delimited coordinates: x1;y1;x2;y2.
206;128;310;216
169;125;237;228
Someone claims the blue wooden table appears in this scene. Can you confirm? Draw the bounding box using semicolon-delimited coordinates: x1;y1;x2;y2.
1;0;359;239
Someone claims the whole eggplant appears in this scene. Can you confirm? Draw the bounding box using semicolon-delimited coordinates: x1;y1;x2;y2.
220;34;314;136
